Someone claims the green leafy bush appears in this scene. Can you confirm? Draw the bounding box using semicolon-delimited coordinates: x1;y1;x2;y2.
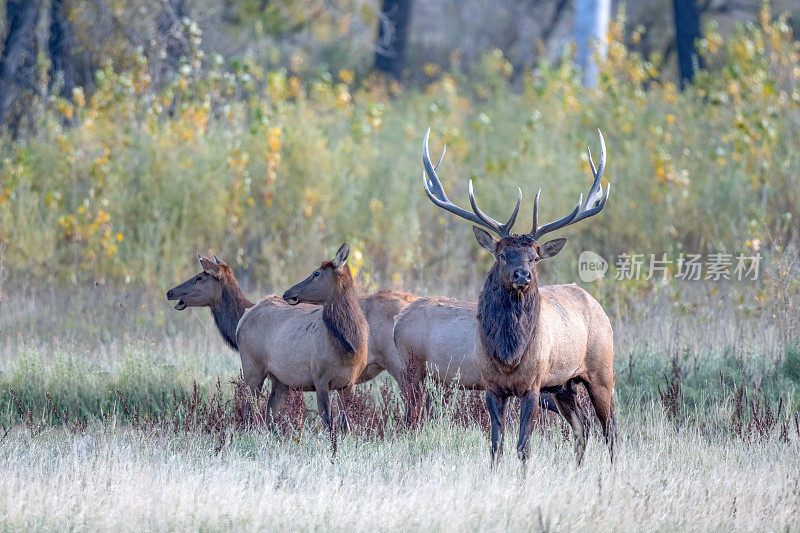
0;8;798;297
782;340;800;384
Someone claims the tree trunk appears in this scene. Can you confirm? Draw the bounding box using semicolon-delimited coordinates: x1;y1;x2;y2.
375;0;413;80
0;0;43;129
48;0;76;98
573;0;610;88
673;0;703;89
156;0;188;85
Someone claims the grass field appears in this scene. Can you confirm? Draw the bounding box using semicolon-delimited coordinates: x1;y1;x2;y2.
1;284;799;531
1;408;798;531
1;9;800;530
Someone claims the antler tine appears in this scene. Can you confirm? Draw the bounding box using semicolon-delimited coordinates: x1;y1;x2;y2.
583;129;606;211
569;129;609;224
505;187;522;232
422;128;519;237
530;130;610;240
468;181;522;237
531;191;582;240
422;128;449;203
433;143;446;172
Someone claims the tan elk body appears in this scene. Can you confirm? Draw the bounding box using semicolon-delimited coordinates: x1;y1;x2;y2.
475;276;614;403
394;297;483;388
237;295;366;391
236;243;368;437
166;255;414;390
359;290;416;384
420;128;616;466
394;297;559;420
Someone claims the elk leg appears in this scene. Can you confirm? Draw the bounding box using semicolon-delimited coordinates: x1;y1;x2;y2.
607;403;617;462
539;392;560;414
315;386;337;454
379;345;416;424
266;378;290;429
553;385;587;465
402;353;428;426
424;390;434;420
241;363;268;427
584;378;616;462
517;388;541;465
337;386;353;434
382;348;407;392
315;387;332;429
486;389;509;470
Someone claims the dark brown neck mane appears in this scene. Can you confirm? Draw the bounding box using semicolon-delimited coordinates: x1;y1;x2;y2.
322;265;368;356
477;264;540;371
210;274;253;351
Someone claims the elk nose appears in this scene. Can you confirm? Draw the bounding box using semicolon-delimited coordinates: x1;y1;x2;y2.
511;268;531;286
166;289;173;299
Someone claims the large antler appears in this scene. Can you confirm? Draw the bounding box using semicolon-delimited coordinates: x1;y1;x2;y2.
528;130;610;240
422;128;521;238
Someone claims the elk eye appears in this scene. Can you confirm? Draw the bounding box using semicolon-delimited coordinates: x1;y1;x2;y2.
313;271;320;278
196;276;202;282
498;253;506;261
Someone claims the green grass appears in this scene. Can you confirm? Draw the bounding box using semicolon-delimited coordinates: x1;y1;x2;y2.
2;342;798;430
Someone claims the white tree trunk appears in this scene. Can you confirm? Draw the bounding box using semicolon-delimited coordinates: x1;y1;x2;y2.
573;0;610;88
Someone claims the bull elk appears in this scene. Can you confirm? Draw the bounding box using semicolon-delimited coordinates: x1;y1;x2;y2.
421;128;615;467
236;243;369;446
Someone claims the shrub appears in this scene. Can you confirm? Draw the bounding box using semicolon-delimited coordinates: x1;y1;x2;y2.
0;7;798;298
781;340;800;384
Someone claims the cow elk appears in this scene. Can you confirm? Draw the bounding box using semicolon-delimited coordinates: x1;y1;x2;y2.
358;290;416;386
393;297;558;423
421;128;615;467
236;243;369;447
166;254;253;351
167;255;415;418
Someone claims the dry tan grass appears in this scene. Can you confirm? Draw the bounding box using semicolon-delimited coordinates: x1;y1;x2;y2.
0;406;798;531
1;278;798;531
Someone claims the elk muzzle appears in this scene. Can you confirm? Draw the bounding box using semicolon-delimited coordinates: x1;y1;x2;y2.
511;268;532;290
282;289;300;306
166;289;188;310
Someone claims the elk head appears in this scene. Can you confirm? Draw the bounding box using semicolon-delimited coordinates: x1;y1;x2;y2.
283;243;352;306
421;128;610;294
166;254;229;310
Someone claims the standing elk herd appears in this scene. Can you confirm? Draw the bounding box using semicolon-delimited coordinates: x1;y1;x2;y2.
166;129;616;467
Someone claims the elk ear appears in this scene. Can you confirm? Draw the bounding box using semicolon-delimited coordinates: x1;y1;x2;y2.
213;254;228;267
539;238;567;259
472;226;498;255
199;255;220;277
332;242;350;271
